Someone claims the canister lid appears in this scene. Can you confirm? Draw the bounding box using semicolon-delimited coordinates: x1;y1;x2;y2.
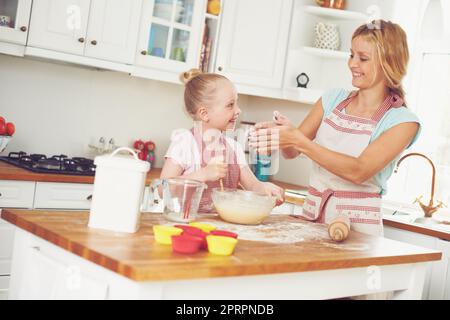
94;147;150;173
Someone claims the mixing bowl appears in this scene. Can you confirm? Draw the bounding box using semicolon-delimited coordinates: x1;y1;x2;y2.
211;188;276;225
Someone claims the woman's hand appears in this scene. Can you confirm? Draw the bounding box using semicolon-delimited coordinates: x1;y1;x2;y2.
249;124;309;154
260;182;285;206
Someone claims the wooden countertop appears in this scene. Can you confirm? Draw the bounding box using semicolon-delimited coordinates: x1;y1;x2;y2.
383;218;450;241
1;209;441;282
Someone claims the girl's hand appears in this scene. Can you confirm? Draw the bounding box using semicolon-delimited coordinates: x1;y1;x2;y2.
201;158;228;182
260;182;285;206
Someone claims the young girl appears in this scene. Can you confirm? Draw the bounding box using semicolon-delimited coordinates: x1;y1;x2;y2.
161;69;284;213
251;20;420;236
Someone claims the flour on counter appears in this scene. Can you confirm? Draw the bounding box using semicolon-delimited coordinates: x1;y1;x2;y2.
209;220;329;244
199;220;369;251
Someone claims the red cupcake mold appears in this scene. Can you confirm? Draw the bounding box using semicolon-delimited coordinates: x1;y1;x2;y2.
171;234;203;254
210;230;238;239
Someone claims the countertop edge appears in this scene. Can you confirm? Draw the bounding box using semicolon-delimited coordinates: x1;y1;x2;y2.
383;217;450;241
1;209;442;282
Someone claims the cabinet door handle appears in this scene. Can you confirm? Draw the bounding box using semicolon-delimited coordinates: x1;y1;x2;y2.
78;37;85;43
141;50;147;55
20;26;27;32
86;195;93;201
218;66;223;71
0;192;2;197
91;40;97;45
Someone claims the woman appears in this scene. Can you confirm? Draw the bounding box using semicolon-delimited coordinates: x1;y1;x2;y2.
250;20;421;236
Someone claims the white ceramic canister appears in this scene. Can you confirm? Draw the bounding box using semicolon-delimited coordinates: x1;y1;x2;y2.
88;147;150;233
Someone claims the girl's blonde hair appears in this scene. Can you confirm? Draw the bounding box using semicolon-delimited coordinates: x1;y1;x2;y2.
180;68;229;117
352;20;409;104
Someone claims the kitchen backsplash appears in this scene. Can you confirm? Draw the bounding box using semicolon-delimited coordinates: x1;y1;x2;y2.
0;54;312;187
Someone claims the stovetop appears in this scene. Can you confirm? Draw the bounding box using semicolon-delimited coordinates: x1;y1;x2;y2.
0;151;96;176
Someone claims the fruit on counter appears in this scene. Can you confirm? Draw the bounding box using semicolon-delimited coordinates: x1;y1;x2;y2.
207;0;221;15
6;122;15;136
0;122;5;135
0;116;15;136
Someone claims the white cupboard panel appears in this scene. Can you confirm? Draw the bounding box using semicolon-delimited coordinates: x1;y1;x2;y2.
0;180;35;208
27;0;91;55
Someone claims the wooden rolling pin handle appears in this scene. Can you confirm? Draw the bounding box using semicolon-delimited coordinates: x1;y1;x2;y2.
328;214;350;242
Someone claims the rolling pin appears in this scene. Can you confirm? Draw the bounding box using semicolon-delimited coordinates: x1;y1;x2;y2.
328;213;350;242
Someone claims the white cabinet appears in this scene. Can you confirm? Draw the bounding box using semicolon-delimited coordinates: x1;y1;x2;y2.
84;0;142;64
28;0;142;64
0;218;15;276
429;239;450;300
0;0;32;45
34;182;93;210
384;225;450;300
27;0;91;55
0;276;9;300
0;180;35;209
10;231;108;299
134;0;204;73
215;0;292;89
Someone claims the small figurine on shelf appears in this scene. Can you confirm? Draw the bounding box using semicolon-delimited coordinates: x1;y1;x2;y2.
133;139;147;161
207;0;221;15
144;140;156;169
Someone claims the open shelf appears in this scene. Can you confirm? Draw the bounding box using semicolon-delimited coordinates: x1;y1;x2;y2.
283;87;323;105
302;46;349;59
303;5;368;21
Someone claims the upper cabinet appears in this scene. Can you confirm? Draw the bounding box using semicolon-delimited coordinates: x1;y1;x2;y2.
27;0;142;64
0;0;32;45
214;0;293;89
135;0;204;73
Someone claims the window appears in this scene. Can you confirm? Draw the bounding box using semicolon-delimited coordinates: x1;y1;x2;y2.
385;52;450;211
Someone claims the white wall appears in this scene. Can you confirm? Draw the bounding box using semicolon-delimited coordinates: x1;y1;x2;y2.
0;54;311;186
0;54;252;169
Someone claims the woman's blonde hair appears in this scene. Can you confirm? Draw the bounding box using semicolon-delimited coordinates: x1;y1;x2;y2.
352;20;409;104
180;68;229;117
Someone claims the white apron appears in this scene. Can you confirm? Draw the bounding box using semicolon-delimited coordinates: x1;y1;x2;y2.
300;91;404;236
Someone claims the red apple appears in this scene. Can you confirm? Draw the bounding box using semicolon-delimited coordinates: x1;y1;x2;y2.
0;122;6;135
6;122;15;136
0;116;5;125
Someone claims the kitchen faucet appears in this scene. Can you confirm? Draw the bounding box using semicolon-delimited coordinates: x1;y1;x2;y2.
395;152;446;217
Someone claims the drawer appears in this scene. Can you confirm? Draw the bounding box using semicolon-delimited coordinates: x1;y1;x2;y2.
0;276;10;300
0;222;14;275
34;182;93;210
0;180;35;208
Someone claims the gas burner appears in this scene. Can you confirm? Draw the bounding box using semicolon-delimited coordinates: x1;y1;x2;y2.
0;151;96;176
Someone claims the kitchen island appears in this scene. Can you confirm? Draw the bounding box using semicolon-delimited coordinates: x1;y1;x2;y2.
1;209;441;300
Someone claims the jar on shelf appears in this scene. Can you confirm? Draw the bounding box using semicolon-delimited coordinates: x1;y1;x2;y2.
207;0;221;15
315;0;346;10
314;22;340;51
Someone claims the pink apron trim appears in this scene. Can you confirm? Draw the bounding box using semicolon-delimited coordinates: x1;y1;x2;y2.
324;118;372;136
308;186;381;224
349;218;381;225
190;128;240;213
332;109;377;125
335;90;404;122
336;204;380;212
